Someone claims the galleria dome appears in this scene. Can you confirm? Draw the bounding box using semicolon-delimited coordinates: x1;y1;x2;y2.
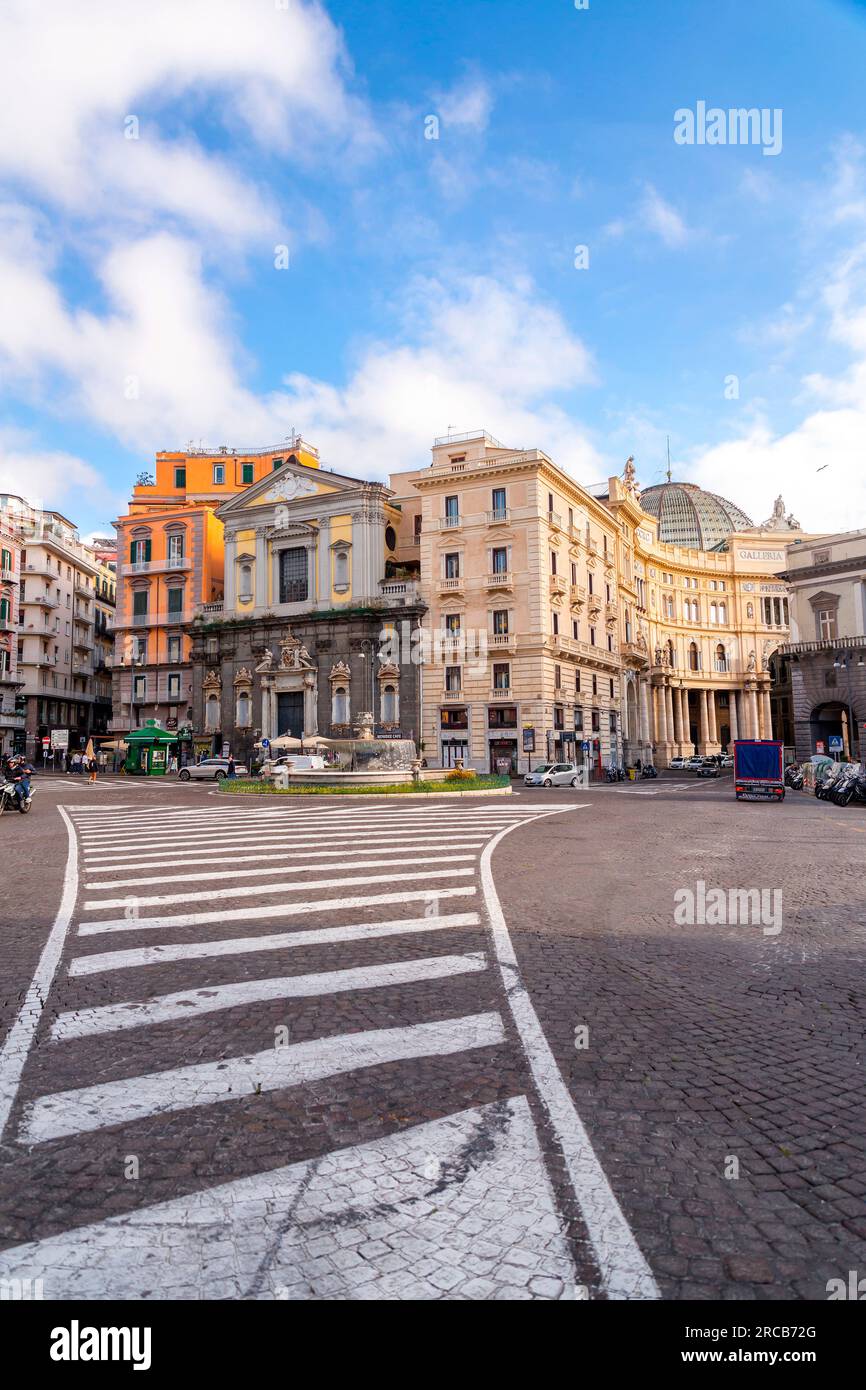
639;481;754;550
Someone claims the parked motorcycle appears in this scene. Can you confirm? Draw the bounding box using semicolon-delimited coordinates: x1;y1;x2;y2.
0;780;33;815
815;763;843;800
784;763;804;790
641;764;658;779
830;763;861;807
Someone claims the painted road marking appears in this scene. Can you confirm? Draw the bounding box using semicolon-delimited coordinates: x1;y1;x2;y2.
51;952;488;1040
478;815;660;1301
83;838;490;874
69;912;483;976
87;852;480;891
77;884;479;934
0;808;77;1142
0;1097;577;1300
21;1012;506;1143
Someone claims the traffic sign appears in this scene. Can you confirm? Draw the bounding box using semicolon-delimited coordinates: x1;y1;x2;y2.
829;735;843;752
261;738;270;749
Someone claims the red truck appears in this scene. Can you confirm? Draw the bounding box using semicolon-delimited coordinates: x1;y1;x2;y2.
733;740;785;801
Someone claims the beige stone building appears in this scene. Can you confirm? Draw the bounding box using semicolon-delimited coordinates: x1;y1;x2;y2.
391;432;625;774
392;435;804;772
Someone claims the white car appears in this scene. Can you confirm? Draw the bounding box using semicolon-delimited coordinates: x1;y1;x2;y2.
261;754;326;775
178;757;248;782
669;756;687;770
687;756;704;770
524;762;582;788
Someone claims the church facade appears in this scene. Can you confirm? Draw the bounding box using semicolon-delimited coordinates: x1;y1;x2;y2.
188;459;425;764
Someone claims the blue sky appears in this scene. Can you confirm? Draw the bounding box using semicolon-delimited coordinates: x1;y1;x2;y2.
1;0;866;536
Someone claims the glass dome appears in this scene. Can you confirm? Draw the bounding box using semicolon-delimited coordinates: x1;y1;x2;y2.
640;481;753;550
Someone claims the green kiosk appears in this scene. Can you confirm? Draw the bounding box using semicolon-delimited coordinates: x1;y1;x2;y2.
124;719;177;776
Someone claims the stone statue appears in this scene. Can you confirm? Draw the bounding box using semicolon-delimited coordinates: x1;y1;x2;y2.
255;648;274;673
747;650;757;672
655;645;663;667
760;495;801;532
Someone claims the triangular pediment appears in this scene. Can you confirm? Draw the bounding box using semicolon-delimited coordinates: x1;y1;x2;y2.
216;460;391;519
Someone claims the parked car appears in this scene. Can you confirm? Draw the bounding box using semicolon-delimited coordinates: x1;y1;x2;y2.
524;762;582;788
697;762;721;778
687;756;704;769
178;758;248;782
669;756;687;770
720;754;734;768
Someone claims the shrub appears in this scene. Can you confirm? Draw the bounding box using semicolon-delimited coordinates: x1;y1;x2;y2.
444;767;476;782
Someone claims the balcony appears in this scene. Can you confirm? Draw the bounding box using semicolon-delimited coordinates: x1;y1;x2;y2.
546;510;562;532
72;663;92;677
73;637;91;653
485;571;513;590
437;515;462;531
549;574;567;598
73;581;92;599
128;609;195;628
122;558;192;577
0;613;16;632
22;562;55;579
0;566;16;583
378;579;421;605
490;687;513;699
605;602;619;624
490;632;516;649
27;593;58;609
570;584;586;608
486;508;510;526
0;710;25;730
73;611;94;627
442;685;463;702
439;576;464;594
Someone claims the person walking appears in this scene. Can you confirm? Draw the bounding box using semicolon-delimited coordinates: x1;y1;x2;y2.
227;754;237;780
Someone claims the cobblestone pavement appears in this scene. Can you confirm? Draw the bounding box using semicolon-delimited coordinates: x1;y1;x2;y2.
0;773;863;1300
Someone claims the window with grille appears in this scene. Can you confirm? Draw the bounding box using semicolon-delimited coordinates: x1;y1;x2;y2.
279;548;308;603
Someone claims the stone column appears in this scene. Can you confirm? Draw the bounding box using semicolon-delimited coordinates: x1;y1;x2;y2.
708;690;718;746
679;687;690;751
640;678;651;747
673;684;683;747
762;687;773;741
223;533;237;611
699;688;709;752
729;689;739;743
748;687;759;741
665;684;675;747
316;516;330;607
254;531;268;608
656;684;668;744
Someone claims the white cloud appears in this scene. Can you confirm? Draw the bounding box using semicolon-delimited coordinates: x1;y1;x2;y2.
435;76;493;134
638;184;693;248
0;0;375;241
0;427;114;517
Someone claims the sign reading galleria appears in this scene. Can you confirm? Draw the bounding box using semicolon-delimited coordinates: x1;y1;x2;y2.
737;548;785;563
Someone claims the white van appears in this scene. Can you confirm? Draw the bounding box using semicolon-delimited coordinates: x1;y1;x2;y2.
261;754;326;776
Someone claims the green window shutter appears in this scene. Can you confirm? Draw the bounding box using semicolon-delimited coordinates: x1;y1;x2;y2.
144;539;152;562
130;539;136;563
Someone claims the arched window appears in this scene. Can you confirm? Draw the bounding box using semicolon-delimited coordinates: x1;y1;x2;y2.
689;641;700;672
239;564;252;602
236;691;251;727
381;683;397;724
206;694;220;731
332;686;348;725
716;643;726;672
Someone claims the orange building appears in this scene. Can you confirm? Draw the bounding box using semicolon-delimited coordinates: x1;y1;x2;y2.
111;438;320;738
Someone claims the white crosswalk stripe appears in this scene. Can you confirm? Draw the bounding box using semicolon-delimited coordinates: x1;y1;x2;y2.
0;797;658;1300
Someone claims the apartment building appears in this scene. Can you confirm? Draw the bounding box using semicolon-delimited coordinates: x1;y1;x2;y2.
112;438;320;738
0;495;104;760
391;432;624;774
0;516;24;755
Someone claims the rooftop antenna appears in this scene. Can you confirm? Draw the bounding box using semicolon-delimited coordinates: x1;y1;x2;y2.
666;436;673;484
